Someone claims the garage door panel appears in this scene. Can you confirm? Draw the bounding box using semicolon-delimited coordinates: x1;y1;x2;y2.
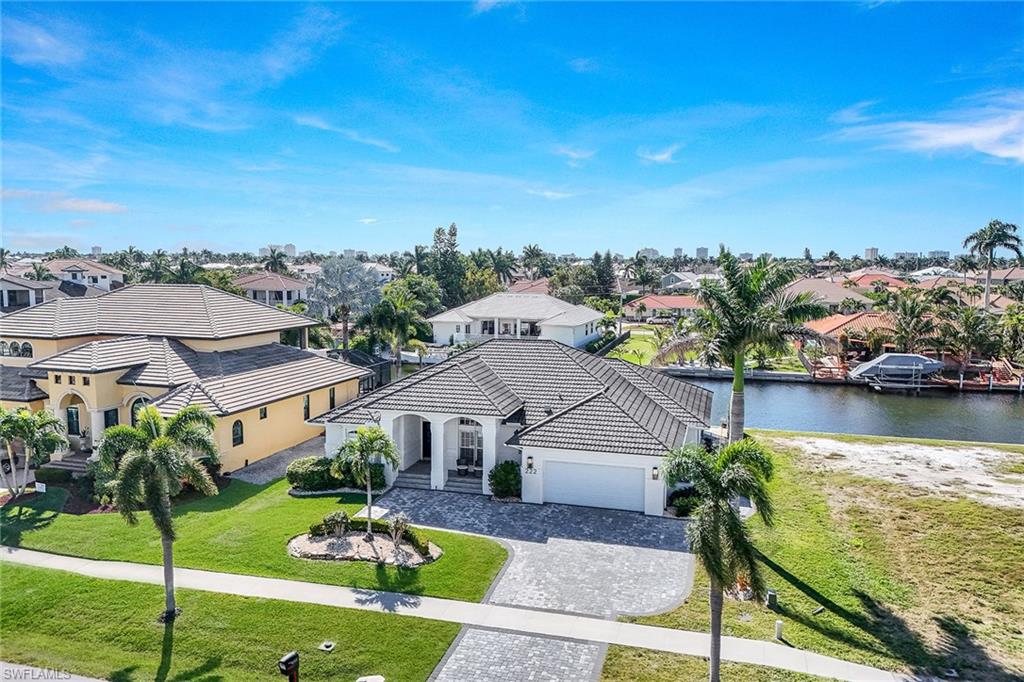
544;461;644;512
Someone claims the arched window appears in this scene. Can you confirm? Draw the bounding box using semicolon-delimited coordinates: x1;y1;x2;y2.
0;342;8;356
20;343;32;358
130;397;151;427
8;343;20;357
232;420;244;446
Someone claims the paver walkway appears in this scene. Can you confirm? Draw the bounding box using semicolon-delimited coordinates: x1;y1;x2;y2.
227;435;324;484
1;546;916;682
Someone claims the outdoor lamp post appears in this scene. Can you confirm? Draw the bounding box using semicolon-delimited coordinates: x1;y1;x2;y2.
278;651;299;682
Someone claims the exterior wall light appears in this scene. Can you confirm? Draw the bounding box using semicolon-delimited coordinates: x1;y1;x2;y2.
651;466;659;480
525;456;535;473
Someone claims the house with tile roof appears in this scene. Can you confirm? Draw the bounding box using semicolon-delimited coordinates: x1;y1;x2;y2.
623;294;703;320
312;338;712;515
0;284;367;473
427;292;604;348
13;258;127;291
232;271;309;306
0;270;105;313
785;277;872;312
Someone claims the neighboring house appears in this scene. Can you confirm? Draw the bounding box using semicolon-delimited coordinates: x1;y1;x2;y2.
23;258;126;291
624;294;703;320
839;272;908;291
233;272;309;306
291;263;323;279
660;271;722;292
427;293;604;348
785;277;872;312
805;312;894;340
0;271;104;313
983;266;1024;285
364;262;396;285
507;278;550;295
328;348;392;393
311;338;712;515
910;266;959;281
0;284;368;472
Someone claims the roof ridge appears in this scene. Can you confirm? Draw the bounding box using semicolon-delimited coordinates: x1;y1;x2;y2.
512;389;605;437
610;360;707;423
454;354;524;414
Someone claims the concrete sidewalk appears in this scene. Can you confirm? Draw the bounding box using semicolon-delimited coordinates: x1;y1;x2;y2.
1;546;915;682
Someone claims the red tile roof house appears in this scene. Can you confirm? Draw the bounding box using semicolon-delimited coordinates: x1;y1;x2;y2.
623;295;703;321
839;272;908;292
232;272;309;306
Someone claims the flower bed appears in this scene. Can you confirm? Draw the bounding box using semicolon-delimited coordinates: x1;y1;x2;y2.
288;532;442;567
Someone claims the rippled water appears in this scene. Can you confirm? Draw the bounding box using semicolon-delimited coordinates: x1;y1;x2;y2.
686;378;1024;444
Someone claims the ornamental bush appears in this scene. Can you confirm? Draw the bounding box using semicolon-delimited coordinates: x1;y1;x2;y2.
323;510;350;537
286;456;339;491
668;486;701;517
488;460;522;499
32;467;72;485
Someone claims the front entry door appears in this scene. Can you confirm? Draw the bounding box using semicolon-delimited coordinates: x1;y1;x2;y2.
422;422;432;459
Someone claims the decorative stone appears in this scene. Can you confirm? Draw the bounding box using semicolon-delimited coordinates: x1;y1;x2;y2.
287;532;442;567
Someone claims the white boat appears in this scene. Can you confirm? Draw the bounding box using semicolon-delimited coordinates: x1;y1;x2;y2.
848;353;944;388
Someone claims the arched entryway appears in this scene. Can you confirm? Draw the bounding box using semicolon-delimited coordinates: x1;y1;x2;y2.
57;392;88;451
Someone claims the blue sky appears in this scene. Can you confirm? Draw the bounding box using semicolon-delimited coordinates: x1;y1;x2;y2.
2;2;1022;257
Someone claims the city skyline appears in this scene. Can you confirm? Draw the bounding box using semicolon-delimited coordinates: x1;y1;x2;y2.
2;3;1022;255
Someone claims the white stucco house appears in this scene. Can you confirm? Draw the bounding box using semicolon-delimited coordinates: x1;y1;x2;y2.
311;338;712;516
427;293;604;349
232;272;309;306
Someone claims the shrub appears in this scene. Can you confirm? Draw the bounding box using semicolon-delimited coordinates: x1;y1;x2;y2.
323;510;350;537
325;460;386;491
668;486;701;517
33;467;72;485
388;511;411;546
488;460;522;499
286;456;339;491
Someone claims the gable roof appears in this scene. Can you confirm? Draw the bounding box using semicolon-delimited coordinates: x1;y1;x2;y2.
428;292;603;326
314;338;712;457
43;258;125;277
625;294;702;310
842;272;908;289
0;284;319;339
786;278;871;305
508;278;550;294
232;271;309;290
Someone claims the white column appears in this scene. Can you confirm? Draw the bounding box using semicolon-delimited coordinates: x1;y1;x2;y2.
379;414;398;485
481;419;498;495
1;289;7;307
515;319;521;337
88;409;106;457
493;317;499;337
430;417;446;490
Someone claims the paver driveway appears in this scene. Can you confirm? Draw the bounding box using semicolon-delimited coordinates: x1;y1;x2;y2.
377;487;693;617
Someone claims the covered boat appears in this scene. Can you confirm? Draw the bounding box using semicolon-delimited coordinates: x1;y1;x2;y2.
848;353;944;383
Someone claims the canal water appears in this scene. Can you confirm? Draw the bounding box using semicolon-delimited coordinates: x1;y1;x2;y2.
686;379;1024;445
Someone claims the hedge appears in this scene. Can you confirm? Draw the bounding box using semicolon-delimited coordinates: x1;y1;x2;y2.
33;468;73;485
286;456;387;492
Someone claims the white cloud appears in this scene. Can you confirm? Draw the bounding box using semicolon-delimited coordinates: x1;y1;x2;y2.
357;217;378;224
259;6;346;83
472;0;511;14
294;115;399;152
568;57;597;74
637;143;681;164
1;16;86;66
554;145;596;167
526;188;574;200
48;197;128;213
830;100;879;124
835;90;1024;163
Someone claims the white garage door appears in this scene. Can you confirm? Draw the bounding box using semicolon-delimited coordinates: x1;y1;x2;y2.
544;461;645;512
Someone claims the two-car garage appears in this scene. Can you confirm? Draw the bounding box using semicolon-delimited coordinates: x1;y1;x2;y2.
543;461;646;512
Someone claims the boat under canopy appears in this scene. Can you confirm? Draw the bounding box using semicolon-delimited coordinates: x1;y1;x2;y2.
848;353;944;382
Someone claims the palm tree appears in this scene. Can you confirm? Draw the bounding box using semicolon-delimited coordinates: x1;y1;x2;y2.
262;247;289;274
108;405;219;621
165;258;202;284
490;247;517;285
307;257;382;350
878;289;937;353
696;250;828;442
0;248;11;270
952;254;976;285
52;245;79;258
141;250;171;283
23;263;54;281
963;220;1022;310
331;425;398;541
663;439;775;682
411;245;430;275
369;290;425;370
0;408;67;499
938;306;998;371
521;244;545;278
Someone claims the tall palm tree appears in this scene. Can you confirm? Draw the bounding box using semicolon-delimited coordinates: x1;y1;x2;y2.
331;425;398;541
663;439;775;682
938;306;998;371
696;250;828;442
165;258;202;284
107;405;219;621
0;248;11;270
23;263;54;281
963;220;1022;310
521;244;545;278
878;289;937;353
0;407;67;499
262;247;289;274
52;245;79;258
952;254;976;285
307;257;381;350
490;247;517;285
369;290;425;370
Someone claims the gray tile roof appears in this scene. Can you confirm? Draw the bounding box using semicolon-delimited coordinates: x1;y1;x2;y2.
0;284;318;339
314;338;711;457
428;292;603;326
232;272;309;290
0;366;48;403
30;336;155;373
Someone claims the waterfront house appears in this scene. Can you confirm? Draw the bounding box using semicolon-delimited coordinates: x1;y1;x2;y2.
427;292;604;348
312;338;712;515
624;294;703;320
660;271;722;292
0;284;367;473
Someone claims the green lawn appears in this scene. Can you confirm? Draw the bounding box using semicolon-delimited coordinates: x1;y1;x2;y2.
607;335;658;365
604;437;1024;682
0;478;506;602
0;564;459;681
602;648;827;682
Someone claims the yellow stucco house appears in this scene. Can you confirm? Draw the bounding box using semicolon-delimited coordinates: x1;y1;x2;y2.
0;284;368;472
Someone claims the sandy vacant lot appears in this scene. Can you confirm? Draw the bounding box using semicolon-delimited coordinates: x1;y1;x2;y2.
772;436;1024;509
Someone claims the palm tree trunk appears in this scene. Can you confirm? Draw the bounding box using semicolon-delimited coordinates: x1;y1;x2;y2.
708;577;724;682
161;534;177;620
984;252;993;311
365;473;374;541
20;445;34;497
341;311;350;350
2;441;19;498
728;352;745;443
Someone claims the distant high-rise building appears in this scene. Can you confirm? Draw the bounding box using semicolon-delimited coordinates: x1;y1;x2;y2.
283;243;297;258
91;245;102;257
673;247;683;257
864;247;879;261
343;249;356;258
739;252;753;261
927;250;950;260
638;247;660;259
695;247;709;260
893;251;919;260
